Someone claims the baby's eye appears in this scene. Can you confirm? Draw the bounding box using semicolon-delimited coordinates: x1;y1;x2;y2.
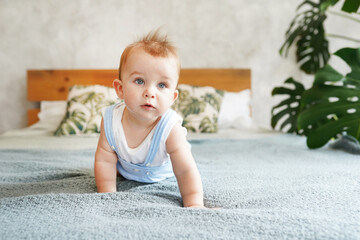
135;79;144;85
158;83;167;89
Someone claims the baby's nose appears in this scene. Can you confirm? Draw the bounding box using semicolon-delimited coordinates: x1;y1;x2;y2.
144;88;155;98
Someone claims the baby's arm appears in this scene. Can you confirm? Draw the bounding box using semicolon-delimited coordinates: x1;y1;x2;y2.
94;119;118;193
167;122;204;208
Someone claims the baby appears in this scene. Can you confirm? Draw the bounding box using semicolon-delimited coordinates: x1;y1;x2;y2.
94;30;204;208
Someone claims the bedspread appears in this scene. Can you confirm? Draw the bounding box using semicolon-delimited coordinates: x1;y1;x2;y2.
1;134;360;239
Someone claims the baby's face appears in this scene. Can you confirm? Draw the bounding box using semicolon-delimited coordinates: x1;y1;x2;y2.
116;47;179;122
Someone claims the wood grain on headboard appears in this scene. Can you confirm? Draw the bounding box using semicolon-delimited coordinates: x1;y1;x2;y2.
27;68;251;125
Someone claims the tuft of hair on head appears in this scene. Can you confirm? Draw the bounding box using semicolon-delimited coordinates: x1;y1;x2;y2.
138;29;178;58
118;29;180;79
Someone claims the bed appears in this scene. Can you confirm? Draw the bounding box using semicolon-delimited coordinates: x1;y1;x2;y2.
1;69;359;239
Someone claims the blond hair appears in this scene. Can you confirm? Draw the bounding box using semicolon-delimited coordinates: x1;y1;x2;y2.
118;29;180;79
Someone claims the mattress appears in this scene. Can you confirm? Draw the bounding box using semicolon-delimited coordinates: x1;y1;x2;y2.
1;127;359;239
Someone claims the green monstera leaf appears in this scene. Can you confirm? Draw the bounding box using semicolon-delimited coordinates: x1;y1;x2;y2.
298;47;360;148
271;77;305;134
341;0;360;13
280;0;339;74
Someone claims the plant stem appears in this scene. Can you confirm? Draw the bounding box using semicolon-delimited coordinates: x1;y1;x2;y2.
326;33;360;43
328;10;360;23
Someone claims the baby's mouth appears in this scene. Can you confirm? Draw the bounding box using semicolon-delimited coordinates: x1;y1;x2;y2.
142;104;155;109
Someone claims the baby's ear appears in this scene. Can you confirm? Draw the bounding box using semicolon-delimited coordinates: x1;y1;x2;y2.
113;79;124;99
173;89;178;102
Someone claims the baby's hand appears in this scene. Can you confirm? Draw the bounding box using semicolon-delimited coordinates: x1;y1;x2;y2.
187;205;222;209
186;204;205;208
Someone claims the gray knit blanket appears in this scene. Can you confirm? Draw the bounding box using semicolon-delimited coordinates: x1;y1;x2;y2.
1;134;360;239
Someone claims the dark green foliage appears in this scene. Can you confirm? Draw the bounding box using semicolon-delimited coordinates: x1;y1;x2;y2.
273;0;360;149
271;78;305;134
298;47;360;148
280;0;360;74
279;0;336;74
341;0;360;12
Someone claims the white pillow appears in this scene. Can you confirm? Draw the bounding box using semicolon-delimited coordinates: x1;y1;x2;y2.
33;88;253;132
218;89;253;129
31;101;67;131
54;85;119;136
172;84;224;133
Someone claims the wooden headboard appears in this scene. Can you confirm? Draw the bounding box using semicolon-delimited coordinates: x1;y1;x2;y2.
27;68;251;125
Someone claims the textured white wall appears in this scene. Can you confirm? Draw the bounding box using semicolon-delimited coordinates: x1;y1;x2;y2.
1;0;355;134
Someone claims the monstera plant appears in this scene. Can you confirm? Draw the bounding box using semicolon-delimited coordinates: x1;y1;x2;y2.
298;48;360;148
271;78;305;134
272;0;360;149
280;0;360;74
273;47;360;149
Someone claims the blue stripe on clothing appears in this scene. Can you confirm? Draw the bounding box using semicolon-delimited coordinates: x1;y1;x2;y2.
103;103;175;183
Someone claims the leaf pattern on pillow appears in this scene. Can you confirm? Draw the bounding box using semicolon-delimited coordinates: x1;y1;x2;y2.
54;85;118;136
172;85;224;133
56;108;86;135
199;114;219;133
204;90;224;111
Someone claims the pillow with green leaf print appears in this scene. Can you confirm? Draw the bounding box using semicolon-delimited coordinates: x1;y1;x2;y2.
54;85;119;136
172;84;224;133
